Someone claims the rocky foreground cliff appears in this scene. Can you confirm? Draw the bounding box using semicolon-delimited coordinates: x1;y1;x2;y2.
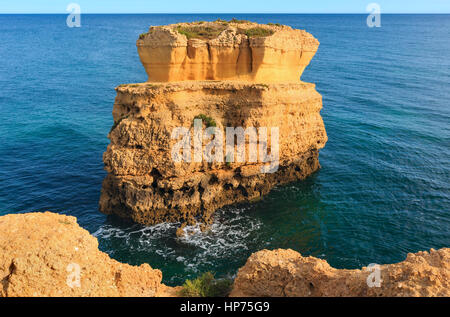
0;212;177;297
1;212;448;297
230;249;450;297
99;20;327;226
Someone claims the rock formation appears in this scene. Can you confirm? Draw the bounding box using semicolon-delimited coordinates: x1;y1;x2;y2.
136;21;319;83
0;212;177;297
230;248;450;297
99;20;327;226
1;212;447;297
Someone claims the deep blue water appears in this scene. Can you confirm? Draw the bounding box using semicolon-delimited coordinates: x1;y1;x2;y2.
0;14;449;286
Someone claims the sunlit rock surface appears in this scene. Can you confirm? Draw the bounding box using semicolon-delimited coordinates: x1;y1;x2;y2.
0;212;177;297
100;20;327;227
137;21;319;83
230;248;450;297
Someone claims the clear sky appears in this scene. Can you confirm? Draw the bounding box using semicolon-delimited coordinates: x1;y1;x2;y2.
1;0;450;14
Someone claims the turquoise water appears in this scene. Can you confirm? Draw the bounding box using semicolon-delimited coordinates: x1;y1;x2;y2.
0;14;449;286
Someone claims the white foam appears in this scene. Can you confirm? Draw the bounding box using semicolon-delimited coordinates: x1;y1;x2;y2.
93;206;263;275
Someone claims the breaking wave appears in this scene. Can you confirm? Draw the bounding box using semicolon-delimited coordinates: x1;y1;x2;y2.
93;205;267;285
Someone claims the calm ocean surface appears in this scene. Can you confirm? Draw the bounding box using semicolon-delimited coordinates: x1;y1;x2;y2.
0;14;449;285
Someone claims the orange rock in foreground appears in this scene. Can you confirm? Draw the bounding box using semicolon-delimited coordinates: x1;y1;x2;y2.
137;21;319;82
230;248;450;297
1;212;448;297
0;212;177;297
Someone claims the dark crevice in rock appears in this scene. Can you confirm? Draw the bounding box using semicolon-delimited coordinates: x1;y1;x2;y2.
1;261;16;296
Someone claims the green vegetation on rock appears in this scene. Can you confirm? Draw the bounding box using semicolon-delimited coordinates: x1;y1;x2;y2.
229;18;250;24
176;25;226;39
194;114;217;128
178;272;233;297
241;27;274;37
215;18;228;23
175;21;274;40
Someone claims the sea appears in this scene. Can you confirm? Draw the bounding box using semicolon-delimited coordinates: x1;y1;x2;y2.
0;14;449;285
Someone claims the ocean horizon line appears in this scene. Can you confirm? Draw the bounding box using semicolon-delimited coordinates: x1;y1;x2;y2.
1;12;450;15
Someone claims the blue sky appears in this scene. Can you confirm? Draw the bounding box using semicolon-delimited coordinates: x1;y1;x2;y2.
1;0;450;14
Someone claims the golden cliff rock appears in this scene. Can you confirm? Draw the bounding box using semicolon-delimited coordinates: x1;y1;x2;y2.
99;20;327;226
1;212;447;297
230;248;450;297
137;20;319;82
0;212;177;297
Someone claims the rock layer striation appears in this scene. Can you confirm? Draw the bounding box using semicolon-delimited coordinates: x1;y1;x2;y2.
99;21;327;226
137;21;319;82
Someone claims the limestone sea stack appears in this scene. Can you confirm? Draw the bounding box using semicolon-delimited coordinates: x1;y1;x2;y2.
99;20;327;226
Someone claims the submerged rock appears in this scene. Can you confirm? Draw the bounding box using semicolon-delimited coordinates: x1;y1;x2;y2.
99;20;327;227
230;248;450;297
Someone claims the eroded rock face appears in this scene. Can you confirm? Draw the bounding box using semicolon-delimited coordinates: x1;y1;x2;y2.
99;20;327;226
99;81;327;225
230;249;450;297
0;212;176;297
137;21;319;82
